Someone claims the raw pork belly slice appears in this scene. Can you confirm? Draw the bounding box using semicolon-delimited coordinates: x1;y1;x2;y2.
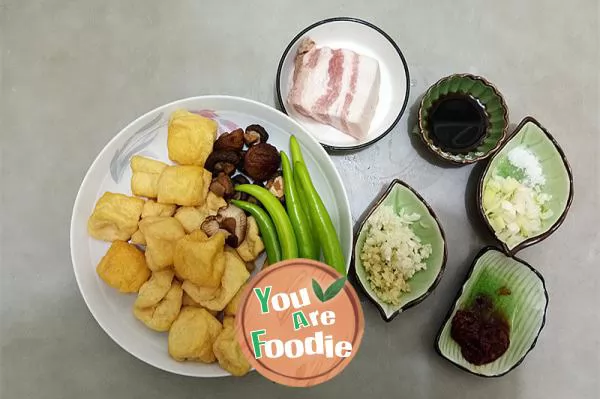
287;38;381;140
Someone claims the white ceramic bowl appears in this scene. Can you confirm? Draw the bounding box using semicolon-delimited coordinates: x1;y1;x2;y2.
276;17;410;151
70;95;353;377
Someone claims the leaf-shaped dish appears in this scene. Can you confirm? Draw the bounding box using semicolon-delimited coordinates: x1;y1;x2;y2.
478;116;574;253
435;246;548;377
353;180;447;321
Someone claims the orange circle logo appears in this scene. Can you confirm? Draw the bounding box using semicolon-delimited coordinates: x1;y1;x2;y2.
236;259;364;387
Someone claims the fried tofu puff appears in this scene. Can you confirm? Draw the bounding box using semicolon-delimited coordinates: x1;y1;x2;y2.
174;193;226;233
181;292;219;317
167;110;217;167
96;241;150;293
133;280;183;332
139;217;186;271
157;165;212;206
168;307;222;363
130;156;168;198
224;283;247;317
134;269;175;308
198;249;250;312
236;216;264;262
142;200;177;218
182;280;219;302
88;192;144;241
213;317;251;376
173;231;226;288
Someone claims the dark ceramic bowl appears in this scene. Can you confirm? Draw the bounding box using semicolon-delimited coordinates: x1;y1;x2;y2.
435;246;549;377
417;74;509;165
353;179;447;321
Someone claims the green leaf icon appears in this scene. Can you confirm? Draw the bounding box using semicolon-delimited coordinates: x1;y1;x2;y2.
323;277;347;302
312;279;325;302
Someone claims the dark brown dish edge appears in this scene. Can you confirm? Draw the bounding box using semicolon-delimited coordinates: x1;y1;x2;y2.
434;246;549;378
476;116;575;255
351;179;448;322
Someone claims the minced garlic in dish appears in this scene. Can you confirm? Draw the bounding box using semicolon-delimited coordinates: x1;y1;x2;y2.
359;205;432;306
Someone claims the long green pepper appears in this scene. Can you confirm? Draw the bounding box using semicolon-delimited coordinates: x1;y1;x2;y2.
294;161;346;275
280;151;318;260
231;200;282;264
234;184;298;260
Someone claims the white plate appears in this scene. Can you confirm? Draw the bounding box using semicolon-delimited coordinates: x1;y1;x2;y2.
70;95;353;377
276;17;410;151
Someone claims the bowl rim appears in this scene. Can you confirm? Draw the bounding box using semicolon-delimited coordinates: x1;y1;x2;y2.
69;95;353;377
351;179;448;322
417;73;509;165
434;245;549;378
476;115;575;255
275;16;411;152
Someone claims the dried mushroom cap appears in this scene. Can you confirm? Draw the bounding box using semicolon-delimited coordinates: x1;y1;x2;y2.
213;162;236;176
200;205;247;248
244;124;269;146
231;175;251;201
243;143;281;181
214;129;244;152
201;216;222;236
218;206;247;248
266;174;284;200
204;151;242;174
209;173;235;198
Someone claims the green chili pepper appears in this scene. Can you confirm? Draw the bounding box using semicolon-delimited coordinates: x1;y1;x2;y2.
290;135;319;250
280;151;318;260
294;161;346;275
235;184;298;260
231;200;282;264
290;135;305;165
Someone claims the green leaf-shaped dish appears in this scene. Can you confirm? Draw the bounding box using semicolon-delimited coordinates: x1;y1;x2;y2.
353;180;447;321
417;74;509;164
436;247;548;377
478;116;574;253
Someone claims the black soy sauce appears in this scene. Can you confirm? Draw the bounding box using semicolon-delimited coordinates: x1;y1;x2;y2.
428;94;488;153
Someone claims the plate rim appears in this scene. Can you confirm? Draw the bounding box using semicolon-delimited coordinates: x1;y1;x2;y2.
69;94;353;377
275;16;411;152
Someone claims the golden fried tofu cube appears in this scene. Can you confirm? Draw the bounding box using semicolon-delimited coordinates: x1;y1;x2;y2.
198;249;250;311
130;156;168;198
168;307;222;362
141;199;177;218
174;207;205;234
182;292;219;316
157;165;212;206
135;269;175;308
167;110;217;167
96;241;150;293
182;280;219;302
224;283;247;317
213;316;251;376
139;216;186;271
236;216;265;262
130;229;146;246
173;231;226;288
88;192;144;241
134;280;183;332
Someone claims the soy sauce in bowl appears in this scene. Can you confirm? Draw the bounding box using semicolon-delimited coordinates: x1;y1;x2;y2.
428;94;488;153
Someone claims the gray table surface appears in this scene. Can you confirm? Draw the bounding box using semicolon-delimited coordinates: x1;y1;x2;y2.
2;1;599;398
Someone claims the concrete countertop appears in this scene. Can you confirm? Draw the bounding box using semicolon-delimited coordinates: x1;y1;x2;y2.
1;1;598;398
